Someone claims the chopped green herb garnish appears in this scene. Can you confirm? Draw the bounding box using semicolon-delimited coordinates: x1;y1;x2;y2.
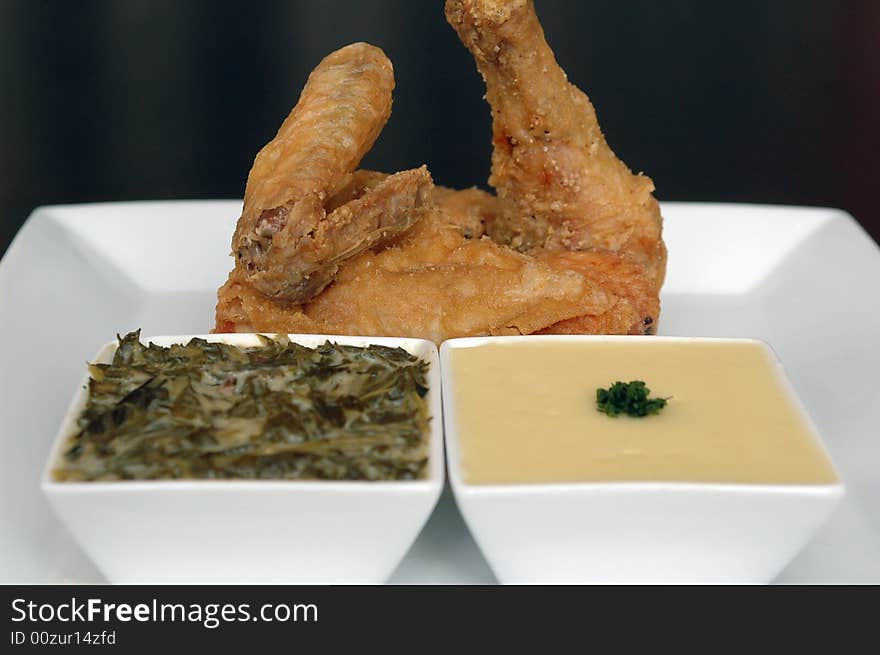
596;380;668;418
54;330;430;481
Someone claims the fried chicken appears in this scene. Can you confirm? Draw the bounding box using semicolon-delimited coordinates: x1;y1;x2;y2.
231;43;432;303
445;0;666;291
217;183;621;342
216;1;667;341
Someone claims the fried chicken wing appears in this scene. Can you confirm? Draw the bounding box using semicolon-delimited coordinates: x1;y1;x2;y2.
445;0;666;290
231;43;431;303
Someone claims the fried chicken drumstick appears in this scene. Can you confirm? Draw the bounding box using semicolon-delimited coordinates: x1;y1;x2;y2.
216;2;666;342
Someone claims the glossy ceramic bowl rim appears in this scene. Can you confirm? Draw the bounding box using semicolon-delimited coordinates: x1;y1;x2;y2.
440;334;845;497
41;333;444;493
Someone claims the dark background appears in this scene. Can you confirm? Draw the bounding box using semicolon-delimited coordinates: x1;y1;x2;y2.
1;0;878;257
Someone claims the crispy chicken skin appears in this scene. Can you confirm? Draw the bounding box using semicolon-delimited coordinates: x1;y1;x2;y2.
444;0;666;291
231;43;431;303
535;250;660;334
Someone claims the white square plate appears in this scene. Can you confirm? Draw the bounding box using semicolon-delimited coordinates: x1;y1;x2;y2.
1;201;879;583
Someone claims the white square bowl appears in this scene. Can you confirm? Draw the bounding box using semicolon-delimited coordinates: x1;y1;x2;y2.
41;333;444;584
440;335;845;584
